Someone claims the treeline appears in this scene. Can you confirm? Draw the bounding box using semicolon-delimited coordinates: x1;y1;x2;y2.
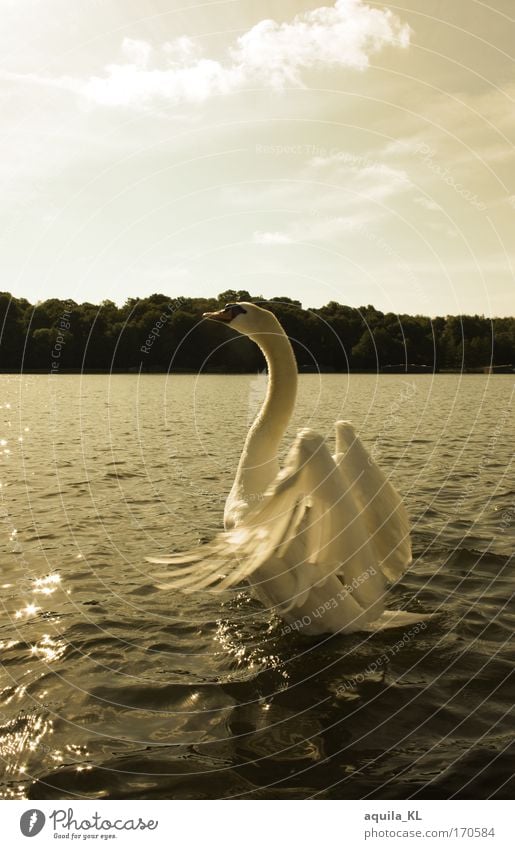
0;289;513;373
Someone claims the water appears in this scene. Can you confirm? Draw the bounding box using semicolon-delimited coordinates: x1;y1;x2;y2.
0;373;513;799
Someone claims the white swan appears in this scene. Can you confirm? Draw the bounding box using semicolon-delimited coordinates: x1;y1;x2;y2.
148;302;430;636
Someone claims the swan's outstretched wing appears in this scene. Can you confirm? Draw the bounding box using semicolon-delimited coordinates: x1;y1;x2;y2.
147;423;413;622
147;429;341;605
335;421;412;582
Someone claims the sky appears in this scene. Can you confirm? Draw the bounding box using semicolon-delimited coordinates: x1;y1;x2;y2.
0;0;513;316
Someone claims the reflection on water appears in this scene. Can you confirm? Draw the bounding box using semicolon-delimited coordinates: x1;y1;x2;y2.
0;374;513;799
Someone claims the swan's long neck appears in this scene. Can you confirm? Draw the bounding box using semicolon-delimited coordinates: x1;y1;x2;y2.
233;323;297;505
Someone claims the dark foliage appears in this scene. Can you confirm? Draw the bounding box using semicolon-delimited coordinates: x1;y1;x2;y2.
0;290;513;373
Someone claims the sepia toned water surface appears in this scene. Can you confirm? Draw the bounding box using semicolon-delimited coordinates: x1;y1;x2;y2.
0;373;513;799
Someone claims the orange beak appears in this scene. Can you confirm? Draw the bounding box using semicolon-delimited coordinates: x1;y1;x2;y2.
202;308;233;323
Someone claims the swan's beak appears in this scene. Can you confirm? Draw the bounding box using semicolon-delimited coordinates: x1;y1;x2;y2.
202;308;233;323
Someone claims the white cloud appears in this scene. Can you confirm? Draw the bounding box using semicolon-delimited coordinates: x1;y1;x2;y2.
162;36;202;65
247;149;416;248
81;58;237;107
121;37;153;68
306;150;410;200
253;211;378;246
253;231;295;245
247;153;414;247
414;195;441;211
231;0;410;82
79;0;410;107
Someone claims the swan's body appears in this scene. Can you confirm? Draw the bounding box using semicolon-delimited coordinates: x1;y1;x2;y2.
149;302;430;635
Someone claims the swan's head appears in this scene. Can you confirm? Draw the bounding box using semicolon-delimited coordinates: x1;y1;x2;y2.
203;302;279;338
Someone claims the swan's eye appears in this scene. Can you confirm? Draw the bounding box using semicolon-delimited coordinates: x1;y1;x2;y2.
225;303;247;318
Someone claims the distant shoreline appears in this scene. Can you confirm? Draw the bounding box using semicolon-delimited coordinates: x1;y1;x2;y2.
1;368;512;376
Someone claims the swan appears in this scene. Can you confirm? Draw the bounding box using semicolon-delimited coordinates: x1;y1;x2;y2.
148;302;431;636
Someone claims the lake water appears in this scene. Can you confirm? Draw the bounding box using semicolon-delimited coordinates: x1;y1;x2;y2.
0;373;513;799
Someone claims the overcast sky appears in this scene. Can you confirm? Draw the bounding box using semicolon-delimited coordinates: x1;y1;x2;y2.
1;0;513;315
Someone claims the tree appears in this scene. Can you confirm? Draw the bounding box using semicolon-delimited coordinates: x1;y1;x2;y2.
217;290;252;305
